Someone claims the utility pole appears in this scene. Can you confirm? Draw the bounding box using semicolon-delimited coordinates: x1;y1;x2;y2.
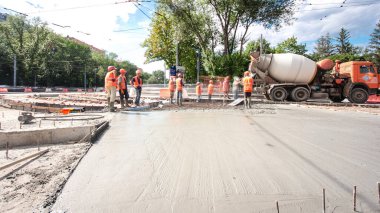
260;34;263;55
84;64;87;92
196;49;200;83
176;42;179;67
163;61;166;87
13;55;16;87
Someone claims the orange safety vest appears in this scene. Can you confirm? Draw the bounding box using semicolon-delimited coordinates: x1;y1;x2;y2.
196;85;202;95
208;84;214;95
132;76;142;88
117;75;127;90
243;76;253;92
176;78;183;91
168;79;175;92
105;71;117;88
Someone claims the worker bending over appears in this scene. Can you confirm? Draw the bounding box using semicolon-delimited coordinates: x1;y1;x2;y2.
243;71;254;109
195;82;202;102
131;69;143;106
105;66;117;112
118;69;129;109
207;80;214;102
168;76;176;104
176;73;184;106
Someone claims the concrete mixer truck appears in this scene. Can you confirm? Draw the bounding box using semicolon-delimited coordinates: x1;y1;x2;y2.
249;53;379;104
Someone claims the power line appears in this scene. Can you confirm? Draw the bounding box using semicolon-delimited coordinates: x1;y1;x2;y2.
133;3;152;19
113;27;147;32
26;0;152;15
295;2;380;12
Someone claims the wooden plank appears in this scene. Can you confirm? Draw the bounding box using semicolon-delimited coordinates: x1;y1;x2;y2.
0;149;49;172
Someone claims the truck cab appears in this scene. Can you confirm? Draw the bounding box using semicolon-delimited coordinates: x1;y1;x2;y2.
338;61;379;103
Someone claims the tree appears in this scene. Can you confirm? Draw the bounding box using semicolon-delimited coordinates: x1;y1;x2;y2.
146;70;165;84
275;36;307;55
368;20;380;66
314;33;335;59
156;0;297;75
243;38;274;56
335;28;353;54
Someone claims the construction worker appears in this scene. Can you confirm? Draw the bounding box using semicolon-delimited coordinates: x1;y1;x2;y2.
105;66;117;112
207;80;214;102
176;73;184;106
131;69;143;106
168;76;176;104
117;69;129;109
222;76;230;105
232;76;241;100
243;71;254;109
195;82;202;102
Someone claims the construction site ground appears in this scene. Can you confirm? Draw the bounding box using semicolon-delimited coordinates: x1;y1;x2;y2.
53;103;380;213
1;92;380;212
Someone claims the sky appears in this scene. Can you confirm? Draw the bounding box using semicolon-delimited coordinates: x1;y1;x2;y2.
0;0;379;74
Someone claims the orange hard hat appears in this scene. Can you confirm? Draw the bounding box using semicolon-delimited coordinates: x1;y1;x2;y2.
108;66;116;72
120;69;126;74
209;80;213;84
244;71;250;76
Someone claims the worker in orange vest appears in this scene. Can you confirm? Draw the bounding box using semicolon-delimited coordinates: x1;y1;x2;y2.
195;82;202;102
222;76;230;105
243;71;254;109
176;73;184;106
117;69;129;109
168;76;176;104
105;66;117;112
207;80;214;102
130;69;143;106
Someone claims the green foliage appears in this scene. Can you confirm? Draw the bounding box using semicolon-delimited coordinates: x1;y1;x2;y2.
243;38;274;56
368;20;380;67
314;33;335;60
144;0;297;80
327;54;367;63
335;28;353;54
208;53;249;77
275;36;307;55
0;14;138;87
146;70;165;84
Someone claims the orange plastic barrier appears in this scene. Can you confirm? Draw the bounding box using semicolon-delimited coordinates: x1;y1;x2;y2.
367;95;380;104
160;88;170;99
24;88;32;92
60;108;71;115
63;88;68;92
0;88;8;93
77;88;83;92
87;88;94;92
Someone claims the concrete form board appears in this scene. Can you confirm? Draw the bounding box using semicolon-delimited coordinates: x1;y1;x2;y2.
0;125;93;148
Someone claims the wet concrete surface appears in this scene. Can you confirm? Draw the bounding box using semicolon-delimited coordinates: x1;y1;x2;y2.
52;104;380;212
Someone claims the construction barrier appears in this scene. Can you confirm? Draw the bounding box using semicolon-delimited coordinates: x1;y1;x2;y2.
159;88;170;99
77;88;83;92
367;95;380;104
62;88;69;92
87;88;94;92
24;87;32;92
0;88;8;93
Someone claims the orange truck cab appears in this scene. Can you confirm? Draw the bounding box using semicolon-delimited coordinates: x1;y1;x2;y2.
338;61;379;103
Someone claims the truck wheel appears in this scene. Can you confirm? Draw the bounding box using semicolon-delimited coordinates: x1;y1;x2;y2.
291;87;310;102
349;88;368;104
270;87;288;101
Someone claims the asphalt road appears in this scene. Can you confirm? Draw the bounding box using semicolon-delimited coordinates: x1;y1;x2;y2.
53;104;380;213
